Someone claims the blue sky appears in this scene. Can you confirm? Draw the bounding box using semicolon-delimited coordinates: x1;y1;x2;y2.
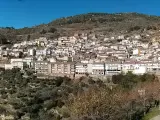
0;0;160;28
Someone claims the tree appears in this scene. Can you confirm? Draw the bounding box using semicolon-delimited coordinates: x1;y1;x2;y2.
68;87;135;120
48;27;57;33
85;72;89;77
40;29;47;34
112;72;137;89
55;77;64;87
15;72;23;81
27;34;30;41
0;34;7;44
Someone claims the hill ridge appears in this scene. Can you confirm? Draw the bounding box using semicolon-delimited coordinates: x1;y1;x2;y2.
1;12;160;43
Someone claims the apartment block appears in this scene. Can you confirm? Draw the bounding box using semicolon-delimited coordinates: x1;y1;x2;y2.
122;62;147;75
75;63;88;74
105;62;122;76
34;61;49;75
87;63;105;76
75;63;88;78
48;62;75;78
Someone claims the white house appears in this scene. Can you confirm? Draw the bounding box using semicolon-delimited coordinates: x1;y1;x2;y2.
36;49;47;56
69;36;77;44
12;61;24;70
110;45;118;50
5;64;13;70
121;40;130;45
122;61;147;75
133;48;140;55
10;58;34;69
11;58;23;63
28;49;36;56
87;63;105;76
134;35;141;39
133;66;147;75
117;35;124;39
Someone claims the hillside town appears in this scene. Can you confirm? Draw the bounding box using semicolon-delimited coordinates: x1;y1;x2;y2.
3;0;160;118
0;32;160;79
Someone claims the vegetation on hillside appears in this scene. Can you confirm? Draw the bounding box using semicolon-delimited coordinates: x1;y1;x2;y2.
142;107;160;120
0;68;160;120
1;13;160;43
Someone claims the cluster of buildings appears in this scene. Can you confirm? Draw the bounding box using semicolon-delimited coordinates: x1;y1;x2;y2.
28;60;160;78
0;32;160;78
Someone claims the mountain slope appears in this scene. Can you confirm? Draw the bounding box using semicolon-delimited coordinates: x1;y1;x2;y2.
1;12;160;43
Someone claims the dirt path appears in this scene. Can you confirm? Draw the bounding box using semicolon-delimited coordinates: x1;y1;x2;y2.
151;115;160;120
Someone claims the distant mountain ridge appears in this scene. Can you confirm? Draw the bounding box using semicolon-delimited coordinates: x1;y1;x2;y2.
1;12;160;43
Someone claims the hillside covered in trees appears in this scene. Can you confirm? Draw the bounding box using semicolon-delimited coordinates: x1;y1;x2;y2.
0;68;160;120
1;12;160;43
